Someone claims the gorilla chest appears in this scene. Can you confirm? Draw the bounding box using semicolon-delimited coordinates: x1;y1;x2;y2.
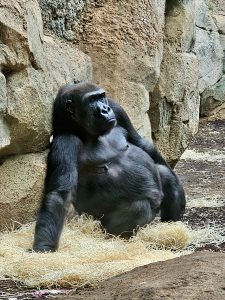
79;127;128;166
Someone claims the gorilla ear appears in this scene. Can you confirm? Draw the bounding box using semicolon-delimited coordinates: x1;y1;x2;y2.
66;99;74;115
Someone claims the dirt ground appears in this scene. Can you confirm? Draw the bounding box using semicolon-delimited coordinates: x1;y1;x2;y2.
54;251;225;300
0;119;225;299
177;119;225;238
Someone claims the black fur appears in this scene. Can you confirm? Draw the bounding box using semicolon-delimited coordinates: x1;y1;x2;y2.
33;82;186;252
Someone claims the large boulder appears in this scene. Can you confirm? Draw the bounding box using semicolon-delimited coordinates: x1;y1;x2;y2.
198;0;225;118
149;0;200;166
193;0;223;94
201;75;225;117
0;0;92;156
212;2;225;73
0;0;91;229
149;0;224;166
0;153;46;230
73;0;166;137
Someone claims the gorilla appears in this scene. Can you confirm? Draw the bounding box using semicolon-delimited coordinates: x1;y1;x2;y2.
33;82;185;252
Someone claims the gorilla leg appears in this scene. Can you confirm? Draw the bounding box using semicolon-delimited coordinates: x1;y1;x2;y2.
157;165;186;222
102;200;157;237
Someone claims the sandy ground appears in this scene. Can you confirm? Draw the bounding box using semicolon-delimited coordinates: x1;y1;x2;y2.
0;119;225;299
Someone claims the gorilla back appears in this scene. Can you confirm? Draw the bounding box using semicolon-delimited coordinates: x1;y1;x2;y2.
33;82;185;252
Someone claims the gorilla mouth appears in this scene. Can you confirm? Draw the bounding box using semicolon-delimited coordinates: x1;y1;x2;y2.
107;118;117;126
100;118;117;133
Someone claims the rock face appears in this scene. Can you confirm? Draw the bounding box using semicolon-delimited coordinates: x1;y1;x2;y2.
55;252;225;300
0;0;91;227
149;0;224;165
38;0;87;40
73;0;166;137
200;0;225;118
0;153;46;230
0;0;225;227
149;1;200;166
0;0;92;156
193;0;223;94
201;75;225;117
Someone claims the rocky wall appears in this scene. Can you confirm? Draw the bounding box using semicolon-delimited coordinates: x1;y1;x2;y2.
149;0;224;165
0;0;225;228
0;0;91;229
200;0;225;117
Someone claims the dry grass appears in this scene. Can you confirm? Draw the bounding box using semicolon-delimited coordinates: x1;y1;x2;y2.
0;216;224;288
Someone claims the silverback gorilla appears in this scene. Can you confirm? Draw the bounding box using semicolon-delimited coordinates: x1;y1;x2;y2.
33;82;185;252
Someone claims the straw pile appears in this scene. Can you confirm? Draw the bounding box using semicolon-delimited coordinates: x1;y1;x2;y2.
0;215;224;288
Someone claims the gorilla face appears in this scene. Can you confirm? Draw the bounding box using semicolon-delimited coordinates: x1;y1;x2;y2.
65;85;117;136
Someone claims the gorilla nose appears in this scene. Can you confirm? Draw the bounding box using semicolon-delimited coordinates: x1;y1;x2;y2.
98;103;114;118
101;104;111;114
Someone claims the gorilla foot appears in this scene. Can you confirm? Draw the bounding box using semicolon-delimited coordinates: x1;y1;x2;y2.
32;243;58;253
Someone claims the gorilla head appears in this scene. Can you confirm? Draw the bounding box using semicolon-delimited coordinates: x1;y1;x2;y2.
54;83;116;136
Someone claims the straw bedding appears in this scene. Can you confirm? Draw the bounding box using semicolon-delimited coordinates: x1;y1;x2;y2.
0;215;224;288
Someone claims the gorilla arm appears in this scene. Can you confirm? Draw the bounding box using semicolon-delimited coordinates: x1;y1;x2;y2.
109;100;171;169
33;135;81;252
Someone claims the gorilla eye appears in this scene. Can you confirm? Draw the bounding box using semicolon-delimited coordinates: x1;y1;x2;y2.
66;99;74;114
89;93;107;103
90;95;98;101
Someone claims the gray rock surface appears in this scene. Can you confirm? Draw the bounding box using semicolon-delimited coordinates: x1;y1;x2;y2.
150;0;200;166
0;153;46;230
73;0;166;138
0;0;92;156
201;75;225;117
